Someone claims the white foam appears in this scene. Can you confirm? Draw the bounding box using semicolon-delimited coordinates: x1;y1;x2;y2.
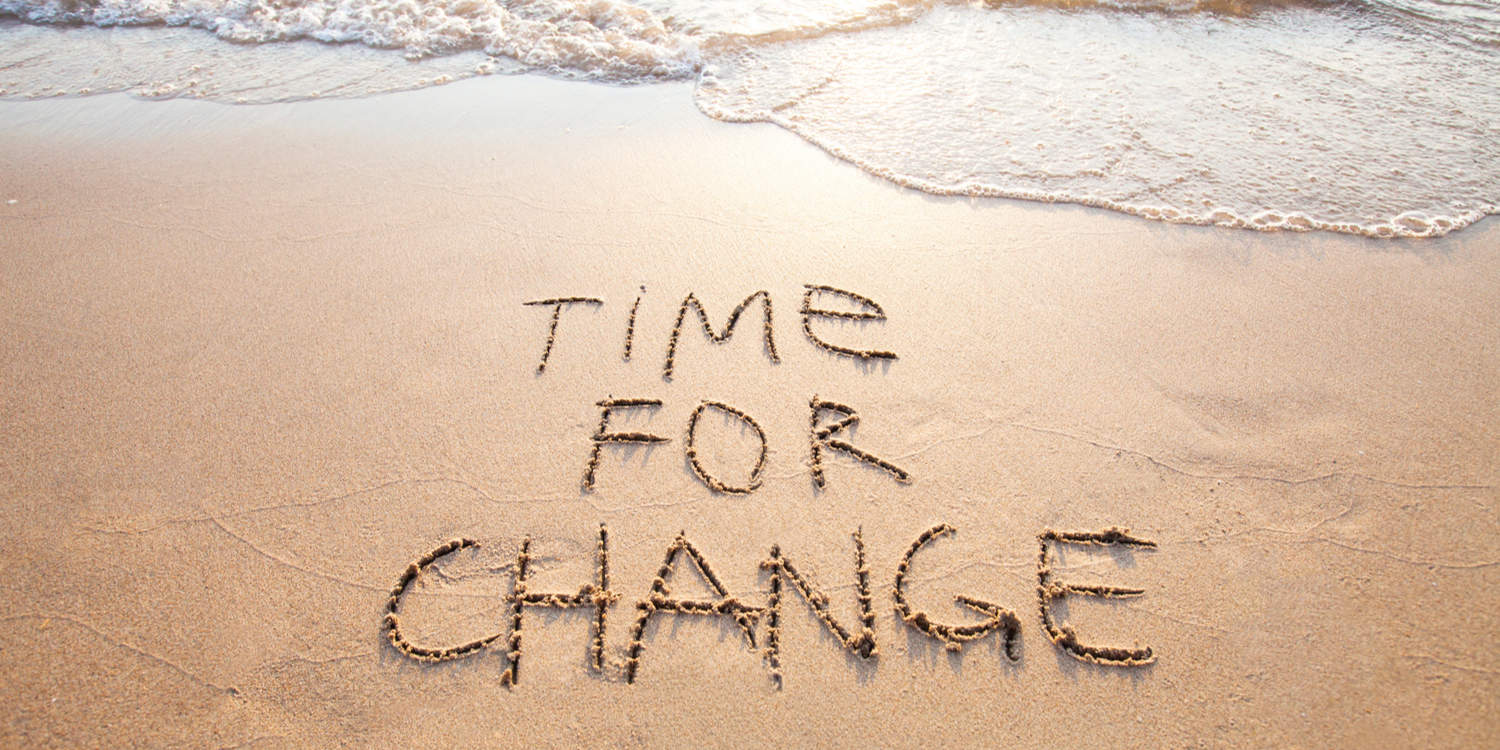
0;0;700;78
694;3;1500;237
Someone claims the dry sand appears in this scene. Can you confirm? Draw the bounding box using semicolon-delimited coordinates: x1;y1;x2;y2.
1;75;1497;747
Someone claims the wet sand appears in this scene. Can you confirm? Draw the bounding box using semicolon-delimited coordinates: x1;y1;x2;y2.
1;75;1497;747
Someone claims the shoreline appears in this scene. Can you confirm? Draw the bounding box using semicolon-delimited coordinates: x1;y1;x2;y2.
3;17;1496;238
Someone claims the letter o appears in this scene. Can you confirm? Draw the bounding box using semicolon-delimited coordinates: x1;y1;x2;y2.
684;400;768;494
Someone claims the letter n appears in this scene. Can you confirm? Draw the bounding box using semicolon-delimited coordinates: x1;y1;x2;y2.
759;528;878;688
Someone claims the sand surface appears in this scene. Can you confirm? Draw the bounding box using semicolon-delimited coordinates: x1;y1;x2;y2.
1;76;1497;748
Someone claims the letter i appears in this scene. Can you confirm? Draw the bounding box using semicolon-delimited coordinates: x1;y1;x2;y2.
624;285;645;361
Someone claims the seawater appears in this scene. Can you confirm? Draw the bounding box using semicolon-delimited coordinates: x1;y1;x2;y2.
2;0;1496;237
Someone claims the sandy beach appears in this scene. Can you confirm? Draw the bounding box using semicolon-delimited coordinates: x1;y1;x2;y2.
1;74;1497;747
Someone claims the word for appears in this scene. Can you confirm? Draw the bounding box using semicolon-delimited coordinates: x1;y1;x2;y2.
581;396;911;494
383;524;1158;687
524;285;897;378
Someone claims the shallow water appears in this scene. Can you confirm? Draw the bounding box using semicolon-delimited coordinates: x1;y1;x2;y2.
2;0;1496;236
